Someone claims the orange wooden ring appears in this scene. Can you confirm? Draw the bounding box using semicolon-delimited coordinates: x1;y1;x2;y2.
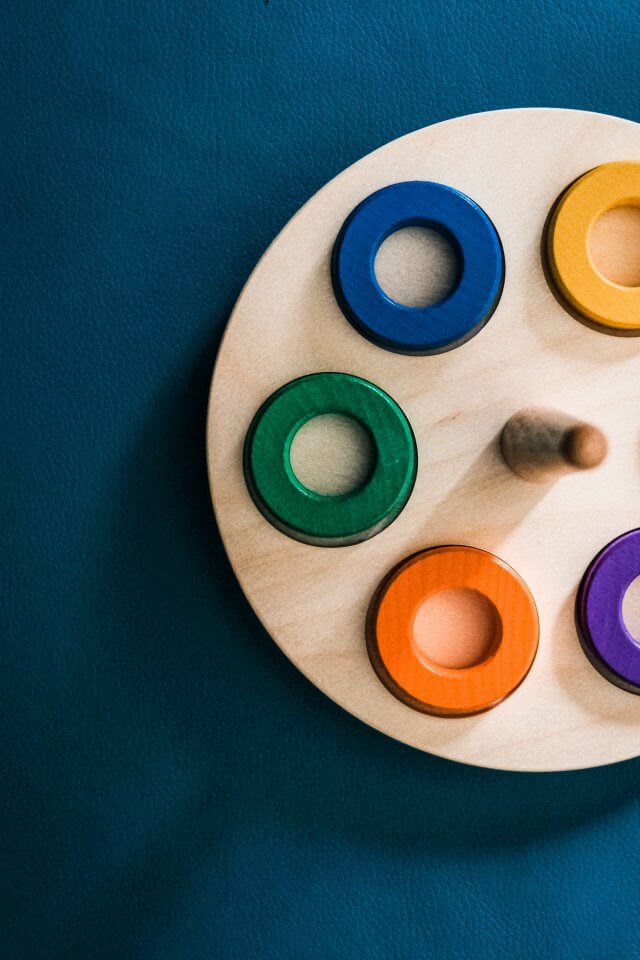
367;546;539;717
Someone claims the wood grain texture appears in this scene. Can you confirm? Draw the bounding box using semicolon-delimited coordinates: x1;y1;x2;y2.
374;226;458;308
289;413;374;496
412;587;498;670
500;407;608;481
621;575;640;641
366;546;539;717
207;108;640;771
590;205;640;288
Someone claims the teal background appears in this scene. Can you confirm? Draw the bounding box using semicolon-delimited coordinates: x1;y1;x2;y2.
3;2;640;957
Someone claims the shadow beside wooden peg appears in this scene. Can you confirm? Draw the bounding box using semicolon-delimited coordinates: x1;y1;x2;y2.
500;407;608;482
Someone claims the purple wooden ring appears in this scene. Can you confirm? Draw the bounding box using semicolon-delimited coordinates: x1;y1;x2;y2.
577;528;640;691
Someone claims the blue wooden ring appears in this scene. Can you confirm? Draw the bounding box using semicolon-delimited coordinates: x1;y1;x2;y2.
331;181;505;355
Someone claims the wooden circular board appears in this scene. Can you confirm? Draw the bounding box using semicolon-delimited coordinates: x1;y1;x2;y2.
207;108;640;772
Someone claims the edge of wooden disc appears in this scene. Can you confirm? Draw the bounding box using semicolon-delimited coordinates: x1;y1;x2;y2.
207;108;640;772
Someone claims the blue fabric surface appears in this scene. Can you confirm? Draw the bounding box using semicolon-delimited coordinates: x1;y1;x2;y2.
3;2;640;957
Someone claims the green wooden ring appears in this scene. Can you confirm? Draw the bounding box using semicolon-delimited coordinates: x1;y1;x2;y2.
244;373;417;546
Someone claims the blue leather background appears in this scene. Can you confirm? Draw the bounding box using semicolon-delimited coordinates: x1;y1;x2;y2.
4;2;640;957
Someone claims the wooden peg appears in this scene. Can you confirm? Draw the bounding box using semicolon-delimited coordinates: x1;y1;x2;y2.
500;407;608;482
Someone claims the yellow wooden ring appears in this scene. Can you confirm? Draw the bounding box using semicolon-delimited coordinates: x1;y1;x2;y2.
547;161;640;332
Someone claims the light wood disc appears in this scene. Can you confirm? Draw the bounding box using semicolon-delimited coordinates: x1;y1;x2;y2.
207;108;640;771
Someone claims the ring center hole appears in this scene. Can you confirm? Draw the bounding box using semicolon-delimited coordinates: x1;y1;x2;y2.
622;575;640;643
589;205;640;287
412;588;501;670
374;226;459;307
289;413;374;496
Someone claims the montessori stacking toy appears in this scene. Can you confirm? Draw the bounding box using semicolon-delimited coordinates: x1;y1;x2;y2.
208;109;640;771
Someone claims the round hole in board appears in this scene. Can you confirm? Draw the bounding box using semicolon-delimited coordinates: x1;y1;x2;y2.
289;413;375;497
412;588;502;670
622;574;640;643
589;205;640;287
374;225;459;307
